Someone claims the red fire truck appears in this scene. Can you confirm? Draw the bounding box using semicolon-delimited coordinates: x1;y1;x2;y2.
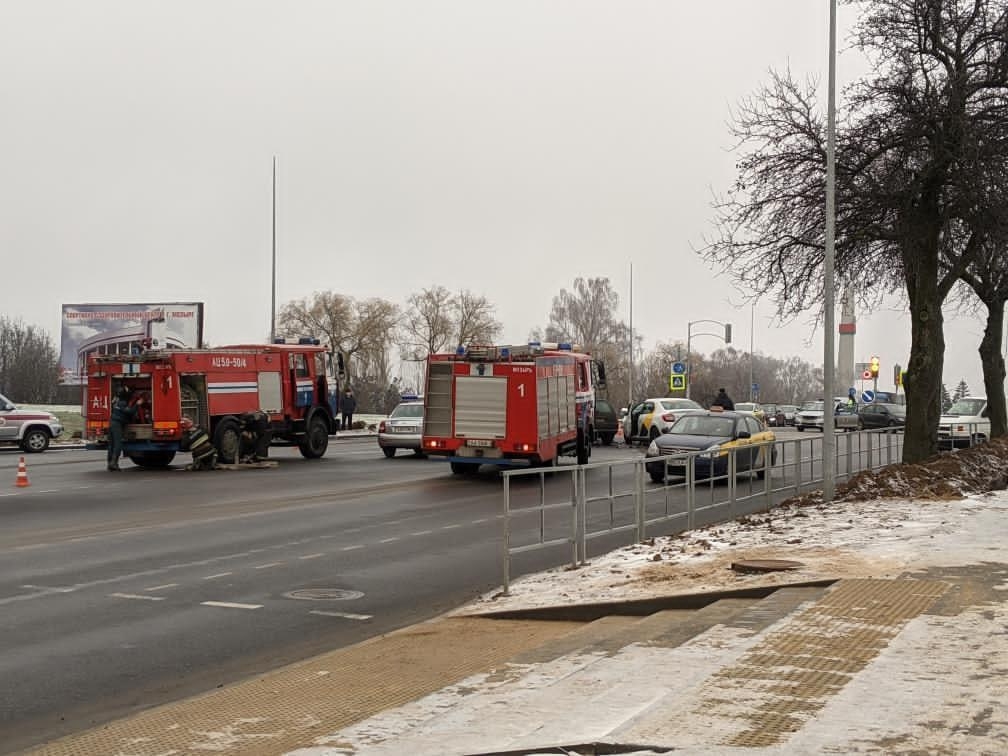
421;342;605;473
85;339;340;467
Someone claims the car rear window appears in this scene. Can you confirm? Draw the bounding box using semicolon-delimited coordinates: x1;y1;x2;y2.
391;403;423;418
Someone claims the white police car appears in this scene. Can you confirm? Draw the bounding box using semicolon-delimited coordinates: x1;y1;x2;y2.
0;392;64;453
378;394;425;458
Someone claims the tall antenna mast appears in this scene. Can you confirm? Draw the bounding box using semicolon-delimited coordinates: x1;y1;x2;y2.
270;155;277;343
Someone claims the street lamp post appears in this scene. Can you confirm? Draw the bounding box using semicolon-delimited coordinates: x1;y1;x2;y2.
686;319;732;400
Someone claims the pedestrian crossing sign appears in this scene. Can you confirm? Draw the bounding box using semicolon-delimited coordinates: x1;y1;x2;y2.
669;374;686;391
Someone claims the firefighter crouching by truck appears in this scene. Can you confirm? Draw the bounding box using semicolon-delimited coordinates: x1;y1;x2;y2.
180;416;218;470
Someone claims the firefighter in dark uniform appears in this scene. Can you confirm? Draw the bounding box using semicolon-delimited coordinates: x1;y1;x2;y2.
108;387;143;471
180;416;218;471
238;410;271;462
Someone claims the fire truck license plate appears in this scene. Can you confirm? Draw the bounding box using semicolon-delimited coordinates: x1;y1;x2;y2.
467;439;493;447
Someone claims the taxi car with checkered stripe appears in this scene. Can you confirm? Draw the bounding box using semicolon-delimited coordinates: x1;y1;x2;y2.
644;409;776;483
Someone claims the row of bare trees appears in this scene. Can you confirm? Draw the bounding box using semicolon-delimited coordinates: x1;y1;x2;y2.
273;277;826;415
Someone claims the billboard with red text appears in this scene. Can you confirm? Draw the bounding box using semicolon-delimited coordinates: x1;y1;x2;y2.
59;302;204;385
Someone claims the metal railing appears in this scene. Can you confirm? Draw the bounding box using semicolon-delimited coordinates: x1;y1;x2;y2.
501;429;905;592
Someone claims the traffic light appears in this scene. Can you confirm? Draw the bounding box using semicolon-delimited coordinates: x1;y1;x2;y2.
724;324;732;344
893;363;902;387
869;355;880;379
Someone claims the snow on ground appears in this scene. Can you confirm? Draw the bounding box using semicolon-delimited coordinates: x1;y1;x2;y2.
460;489;1008;613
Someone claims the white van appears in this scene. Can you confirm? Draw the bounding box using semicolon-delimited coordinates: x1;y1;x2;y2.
938;397;989;449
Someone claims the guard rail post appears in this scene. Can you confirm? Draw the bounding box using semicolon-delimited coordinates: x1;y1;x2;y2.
686;454;696;530
576;466;587;565
569;468;579;568
503;473;513;595
635;458;646;541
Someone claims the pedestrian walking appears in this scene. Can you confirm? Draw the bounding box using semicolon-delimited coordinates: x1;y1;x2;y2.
711;387;735;411
340;388;357;431
108;387;143;471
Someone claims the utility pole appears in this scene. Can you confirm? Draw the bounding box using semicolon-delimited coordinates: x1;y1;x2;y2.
270;155;278;344
822;0;838;502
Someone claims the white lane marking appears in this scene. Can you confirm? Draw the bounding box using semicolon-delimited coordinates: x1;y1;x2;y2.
442;524;462;530
201;601;262;610
254;562;283;570
344;528;361;534
145;583;178;592
248;548;267;554
341;544;364;552
110;592;165;601
299;553;324;560
21;584;74;593
310;610;372;620
379;537;399;544
411;530;433;536
203;572;233;580
471;518;490;524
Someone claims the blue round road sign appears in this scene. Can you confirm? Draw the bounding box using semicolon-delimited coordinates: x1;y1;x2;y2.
672;361;686;375
861;390;875;404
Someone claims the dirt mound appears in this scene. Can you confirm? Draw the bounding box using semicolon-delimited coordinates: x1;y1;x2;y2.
787;437;1008;508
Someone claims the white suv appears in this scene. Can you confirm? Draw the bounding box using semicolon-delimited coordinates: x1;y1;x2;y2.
938;397;989;449
0;393;64;452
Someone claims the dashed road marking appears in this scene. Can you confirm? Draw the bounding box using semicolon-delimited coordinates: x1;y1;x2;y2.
21;584;74;593
110;592;165;601
254;562;283;570
442;524;461;530
145;583;178;592
203;572;233;580
471;518;490;524
341;544;364;552
299;553;324;560
379;537;399;544
309;610;372;621
411;530;433;536
201;601;263;610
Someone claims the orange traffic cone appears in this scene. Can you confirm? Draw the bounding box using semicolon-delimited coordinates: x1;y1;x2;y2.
15;456;30;488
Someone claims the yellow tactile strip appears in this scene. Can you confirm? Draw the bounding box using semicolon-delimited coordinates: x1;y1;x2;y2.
690;578;949;748
26;616;579;756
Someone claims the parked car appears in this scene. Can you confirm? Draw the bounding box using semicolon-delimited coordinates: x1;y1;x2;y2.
0;393;63;453
593;399;620;445
762;403;787;427
938;396;989;449
644;410;776;483
779;405;798;425
623;397;705;444
378;396;425;457
734;402;766;425
795;399;860;432
858;402;905;430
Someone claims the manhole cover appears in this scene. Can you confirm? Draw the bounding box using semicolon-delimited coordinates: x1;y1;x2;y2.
730;559;804;573
283;588;364;601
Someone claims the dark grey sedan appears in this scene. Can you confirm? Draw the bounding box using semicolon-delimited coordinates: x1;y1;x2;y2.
858;402;905;430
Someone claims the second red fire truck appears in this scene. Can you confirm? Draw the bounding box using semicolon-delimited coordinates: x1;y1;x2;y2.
421;342;605;473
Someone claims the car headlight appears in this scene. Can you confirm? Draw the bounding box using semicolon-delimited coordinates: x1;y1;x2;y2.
698;444;722;459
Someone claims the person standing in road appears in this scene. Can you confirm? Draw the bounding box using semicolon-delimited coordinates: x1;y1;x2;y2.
340;388;357;431
712;387;735;411
108;387;143;471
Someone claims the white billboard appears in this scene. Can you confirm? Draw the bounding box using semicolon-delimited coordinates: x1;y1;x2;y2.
59;302;205;385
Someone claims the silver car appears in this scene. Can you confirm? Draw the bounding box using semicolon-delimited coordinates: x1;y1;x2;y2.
378;399;425;457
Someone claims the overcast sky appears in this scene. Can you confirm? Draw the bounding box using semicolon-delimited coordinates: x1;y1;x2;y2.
2;1;999;395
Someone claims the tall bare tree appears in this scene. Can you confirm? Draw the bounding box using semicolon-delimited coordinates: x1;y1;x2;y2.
399;286;455;360
277;291;399;409
0;317;59;402
703;0;1008;463
454;290;502;346
545;277;621;351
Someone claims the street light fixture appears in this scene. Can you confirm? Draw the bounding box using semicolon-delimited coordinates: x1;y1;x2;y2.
685;319;732;400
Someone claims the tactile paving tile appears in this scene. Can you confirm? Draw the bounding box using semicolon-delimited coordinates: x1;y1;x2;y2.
688;578;949;748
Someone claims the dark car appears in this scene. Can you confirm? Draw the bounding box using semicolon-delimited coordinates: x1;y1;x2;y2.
644;410;776;483
593;399;619;445
858;402;905;430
